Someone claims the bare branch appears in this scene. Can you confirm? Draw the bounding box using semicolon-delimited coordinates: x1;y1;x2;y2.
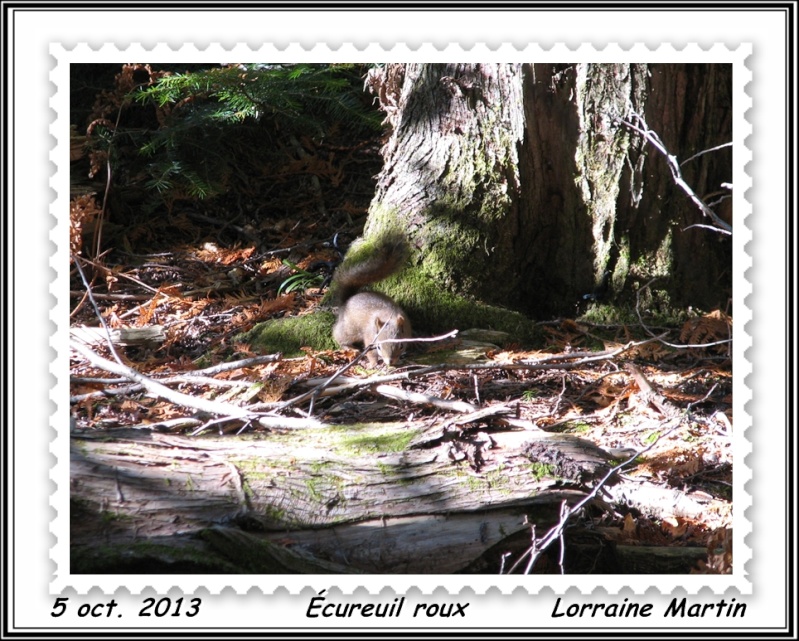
635;278;733;351
618;113;732;235
506;413;688;574
71;254;127;367
679;142;732;167
181;353;283;377
70;339;324;431
374;384;477;413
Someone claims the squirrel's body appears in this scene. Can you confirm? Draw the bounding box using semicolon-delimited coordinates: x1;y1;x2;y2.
331;236;411;367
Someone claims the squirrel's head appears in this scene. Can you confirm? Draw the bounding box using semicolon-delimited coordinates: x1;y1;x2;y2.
373;316;408;366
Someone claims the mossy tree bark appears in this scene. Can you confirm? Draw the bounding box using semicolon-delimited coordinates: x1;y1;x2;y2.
364;63;732;323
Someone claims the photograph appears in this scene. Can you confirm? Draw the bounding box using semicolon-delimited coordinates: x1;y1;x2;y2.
67;61;734;576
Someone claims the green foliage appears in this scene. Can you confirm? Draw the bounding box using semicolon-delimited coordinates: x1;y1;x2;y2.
136;63;380;133
277;260;325;295
128;63;381;211
642;430;660;445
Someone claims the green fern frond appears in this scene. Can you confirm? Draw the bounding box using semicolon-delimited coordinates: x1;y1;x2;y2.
126;63;381;208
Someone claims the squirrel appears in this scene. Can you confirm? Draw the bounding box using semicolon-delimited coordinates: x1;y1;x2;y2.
331;234;412;367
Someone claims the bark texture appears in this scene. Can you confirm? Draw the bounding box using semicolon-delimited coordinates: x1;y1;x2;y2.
365;63;732;322
70;423;726;574
364;63;529;329
70;424;611;573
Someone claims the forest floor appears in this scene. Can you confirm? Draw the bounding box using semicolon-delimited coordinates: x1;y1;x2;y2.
67;64;734;574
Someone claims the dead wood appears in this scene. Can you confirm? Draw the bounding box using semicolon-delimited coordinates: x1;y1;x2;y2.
69;422;610;572
68;417;724;574
70;340;323;431
71;325;166;348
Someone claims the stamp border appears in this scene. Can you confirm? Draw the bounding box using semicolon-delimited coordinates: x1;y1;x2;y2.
50;42;751;599
6;0;794;624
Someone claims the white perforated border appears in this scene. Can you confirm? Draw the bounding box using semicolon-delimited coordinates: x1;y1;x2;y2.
50;42;752;598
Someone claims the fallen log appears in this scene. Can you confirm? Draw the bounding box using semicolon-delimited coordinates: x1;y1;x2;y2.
69;420;725;574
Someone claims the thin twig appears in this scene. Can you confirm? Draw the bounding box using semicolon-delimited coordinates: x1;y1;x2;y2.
635;278;733;350
294;334;671;401
378;329;459;346
181;353;283;377
70;339;253;419
70;339;324;431
506;413;687;574
73;253;163;295
274;330;460;416
71;254;126;367
618;112;732;235
373;384;476;413
680;142;732;167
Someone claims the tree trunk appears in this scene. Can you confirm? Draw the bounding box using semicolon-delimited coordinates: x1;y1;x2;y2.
364;63;732;324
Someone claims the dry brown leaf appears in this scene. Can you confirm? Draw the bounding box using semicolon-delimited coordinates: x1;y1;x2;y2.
258;257;284;276
634;341;670;361
257;376;294;403
257;293;297;316
692;527;733;574
661;516;688;538
219;246;256;266
680;310;732;354
622;513;637;535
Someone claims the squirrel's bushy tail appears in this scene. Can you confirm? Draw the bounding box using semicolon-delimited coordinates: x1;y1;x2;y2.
332;234;409;304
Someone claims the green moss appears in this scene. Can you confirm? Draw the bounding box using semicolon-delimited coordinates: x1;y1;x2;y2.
615;236;631;292
235;311;337;356
242;479;254;499
452;465;512;495
309;460;335;475
577;298;690;327
365;198;543;342
577;303;637;325
382;266;542;345
261;503;287;523
300;471;347;509
374;460;414;484
313;204;543;349
642;430;660;445
339;429;417;455
304;477;324;502
551;421;591;434
70;497;94;515
326;422;410;456
526;461;557;481
193;354;213;370
235;457;277;480
100;509;132;524
460;472;484;493
483;466;511;492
